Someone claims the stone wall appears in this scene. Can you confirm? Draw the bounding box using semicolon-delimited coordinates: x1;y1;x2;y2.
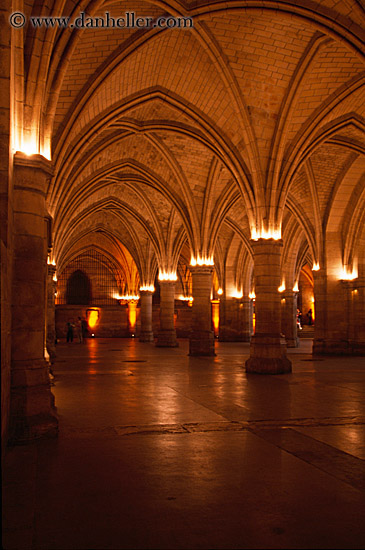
56;306;133;339
0;0;12;450
56;302;193;340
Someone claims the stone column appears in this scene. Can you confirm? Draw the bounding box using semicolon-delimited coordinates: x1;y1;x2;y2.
351;278;365;355
219;297;252;342
312;268;326;354
156;281;178;347
245;239;292;374
10;153;58;442
46;264;57;361
281;290;299;348
139;290;154;342
189;266;215;356
313;273;365;355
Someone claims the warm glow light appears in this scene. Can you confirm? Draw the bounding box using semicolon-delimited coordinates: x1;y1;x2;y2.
139;285;155;292
312;263;320;271
340;266;358;280
128;301;137;332
211;300;220;337
19;133;51;161
251;227;281;240
293;282;299;292
232;289;243;299
21;137;38;157
158;271;177;281
113;292;140;301
278;283;286;293
249;291;256;300
53;273;57;282
311;296;315;303
87;309;99;329
179;295;194;302
190;255;214;267
217;288;223;295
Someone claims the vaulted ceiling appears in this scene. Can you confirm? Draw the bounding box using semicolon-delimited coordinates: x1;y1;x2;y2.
20;0;365;291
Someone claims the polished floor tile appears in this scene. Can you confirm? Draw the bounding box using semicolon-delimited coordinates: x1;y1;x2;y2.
3;339;365;549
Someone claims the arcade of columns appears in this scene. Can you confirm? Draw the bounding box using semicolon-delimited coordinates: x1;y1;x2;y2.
1;0;364;446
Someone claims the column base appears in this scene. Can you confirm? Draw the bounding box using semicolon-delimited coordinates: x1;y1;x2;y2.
189;330;216;356
313;338;365;356
139;331;154;343
155;330;179;347
9;359;59;443
245;356;292;374
286;337;299;348
245;334;292;374
9;412;59;444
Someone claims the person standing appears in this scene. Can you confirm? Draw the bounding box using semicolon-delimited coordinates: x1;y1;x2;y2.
81;317;88;340
307;308;313;326
76;316;83;343
66;322;74;343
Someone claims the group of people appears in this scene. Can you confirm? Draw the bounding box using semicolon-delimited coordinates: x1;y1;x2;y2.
66;317;88;343
296;308;313;330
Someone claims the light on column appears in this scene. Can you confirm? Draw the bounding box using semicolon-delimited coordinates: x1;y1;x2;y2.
158;271;177;281
140;285;155;292
190;256;214;267
251;227;281;240
339;266;358;280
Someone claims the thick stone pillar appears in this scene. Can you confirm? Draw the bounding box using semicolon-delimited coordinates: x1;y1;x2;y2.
351;278;365;354
10;153;58;443
245;239;292;374
312;268;327;354
219;297;252;342
156;281;178;347
189;266;215;356
139;290;154;342
46;264;57;361
281;290;299;348
313;273;365;355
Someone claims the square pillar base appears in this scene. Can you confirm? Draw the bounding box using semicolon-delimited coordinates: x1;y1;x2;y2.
155;330;179;347
139;331;154;343
9;412;58;444
189;331;216;356
245;334;292;374
245;356;292;374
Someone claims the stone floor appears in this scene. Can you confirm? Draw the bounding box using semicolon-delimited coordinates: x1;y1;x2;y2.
2;338;365;549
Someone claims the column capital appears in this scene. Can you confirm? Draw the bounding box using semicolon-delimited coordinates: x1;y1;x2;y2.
14;153;54;197
340;278;364;289
47;264;57;277
158;279;176;285
139;289;154;296
283;289;298;299
14;152;54;176
250;238;283;250
190;265;214;275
